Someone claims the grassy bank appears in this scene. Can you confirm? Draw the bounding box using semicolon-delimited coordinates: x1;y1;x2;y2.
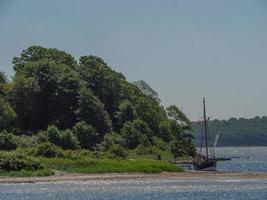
0;147;183;177
0;169;54;177
41;158;183;174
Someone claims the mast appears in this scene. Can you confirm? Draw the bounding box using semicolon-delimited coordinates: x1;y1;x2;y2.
203;97;209;159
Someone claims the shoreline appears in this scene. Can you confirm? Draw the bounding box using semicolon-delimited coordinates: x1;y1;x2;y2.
1;171;267;184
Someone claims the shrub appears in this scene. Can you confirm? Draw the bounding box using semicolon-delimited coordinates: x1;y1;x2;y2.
135;144;150;155
98;132;124;151
135;144;160;155
0;152;43;171
73;121;98;150
47;125;61;146
14;134;39;148
35;142;63;158
0;130;17;150
46;125;79;150
36;130;49;143
61;129;79;150
152;137;169;151
108;144;128;159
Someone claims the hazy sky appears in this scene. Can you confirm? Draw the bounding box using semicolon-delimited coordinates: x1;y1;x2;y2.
1;0;267;120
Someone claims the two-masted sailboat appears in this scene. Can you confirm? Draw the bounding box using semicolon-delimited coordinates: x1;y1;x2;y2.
193;97;217;171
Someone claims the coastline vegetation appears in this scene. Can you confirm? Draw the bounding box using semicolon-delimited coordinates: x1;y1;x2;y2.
0;46;195;176
193;116;267;146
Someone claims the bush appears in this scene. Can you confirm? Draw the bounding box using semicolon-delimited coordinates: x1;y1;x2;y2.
47;125;61;146
14;134;39;148
73;121;98;150
135;144;161;155
0;130;17;150
0;152;43;171
152;137;169;151
36;130;49;143
61;129;79;150
35;142;63;158
135;144;150;155
98;132;124;151
108;144;128;159
47;125;79;150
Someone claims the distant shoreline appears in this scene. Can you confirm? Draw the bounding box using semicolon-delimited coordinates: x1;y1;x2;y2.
196;146;267;148
1;171;267;184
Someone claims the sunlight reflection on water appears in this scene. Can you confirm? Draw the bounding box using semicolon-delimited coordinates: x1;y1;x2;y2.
0;177;267;200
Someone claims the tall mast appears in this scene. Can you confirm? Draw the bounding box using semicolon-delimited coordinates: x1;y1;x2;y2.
203;97;209;159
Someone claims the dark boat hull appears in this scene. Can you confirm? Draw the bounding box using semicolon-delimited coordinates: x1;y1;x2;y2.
193;160;217;171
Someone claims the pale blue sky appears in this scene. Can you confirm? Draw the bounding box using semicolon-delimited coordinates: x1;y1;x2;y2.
1;0;267;120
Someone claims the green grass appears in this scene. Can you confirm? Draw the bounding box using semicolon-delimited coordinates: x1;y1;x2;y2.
40;157;183;174
0;148;184;177
0;168;54;177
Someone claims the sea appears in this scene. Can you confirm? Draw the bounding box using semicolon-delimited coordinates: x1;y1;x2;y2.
1;147;267;200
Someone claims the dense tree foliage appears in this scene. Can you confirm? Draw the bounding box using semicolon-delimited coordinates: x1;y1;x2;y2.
0;97;16;131
73;121;98;150
0;130;17;150
0;46;195;157
193;116;267;146
133;80;161;103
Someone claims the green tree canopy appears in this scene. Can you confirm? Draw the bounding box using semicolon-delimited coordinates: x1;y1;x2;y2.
13;46;77;71
0;97;16;131
0;45;195;156
121;119;153;149
73;121;99;150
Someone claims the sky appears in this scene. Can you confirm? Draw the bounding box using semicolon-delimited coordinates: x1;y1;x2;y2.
1;0;267;120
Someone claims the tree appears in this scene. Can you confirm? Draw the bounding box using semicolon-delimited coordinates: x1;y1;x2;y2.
13;46;77;71
114;100;137;130
0;130;17;150
0;45;196;156
0;71;7;96
158;120;173;142
98;132;124;151
170;140;184;161
0;71;7;84
9;59;82;132
76;87;112;135
121;119;153;149
73;121;98;150
133;80;160;103
78;55;124;120
0;97;16;131
166;105;192;131
134;96;166;135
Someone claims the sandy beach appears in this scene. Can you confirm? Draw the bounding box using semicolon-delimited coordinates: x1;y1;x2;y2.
0;171;267;184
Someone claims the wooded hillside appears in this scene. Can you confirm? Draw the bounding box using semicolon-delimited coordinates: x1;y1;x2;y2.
193;116;267;146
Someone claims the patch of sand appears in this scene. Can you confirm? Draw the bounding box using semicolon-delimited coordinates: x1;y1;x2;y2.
0;171;267;184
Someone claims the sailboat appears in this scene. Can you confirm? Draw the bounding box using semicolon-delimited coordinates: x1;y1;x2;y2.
193;97;217;171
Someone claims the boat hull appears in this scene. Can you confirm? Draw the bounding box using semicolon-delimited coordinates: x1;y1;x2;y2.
193;160;217;171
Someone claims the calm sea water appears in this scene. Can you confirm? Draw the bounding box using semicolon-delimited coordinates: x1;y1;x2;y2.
216;147;267;172
0;147;267;200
